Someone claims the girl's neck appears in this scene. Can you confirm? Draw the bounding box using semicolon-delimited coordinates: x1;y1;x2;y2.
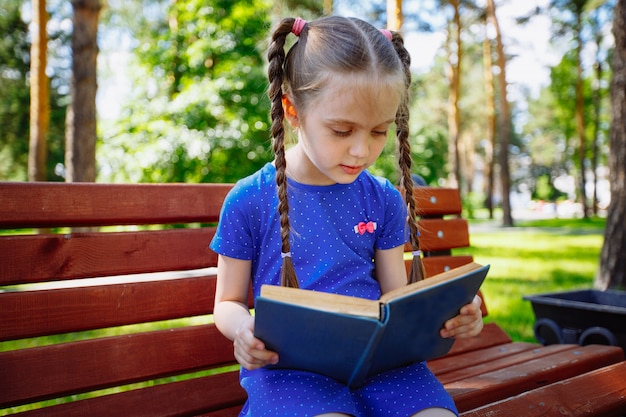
284;145;335;186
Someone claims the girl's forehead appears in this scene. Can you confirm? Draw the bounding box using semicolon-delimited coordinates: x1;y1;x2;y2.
322;72;403;96
314;74;403;106
310;75;402;123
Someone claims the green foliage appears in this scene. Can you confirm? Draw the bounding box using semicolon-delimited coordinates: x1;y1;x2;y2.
99;0;273;183
0;1;30;181
0;0;69;181
533;174;568;201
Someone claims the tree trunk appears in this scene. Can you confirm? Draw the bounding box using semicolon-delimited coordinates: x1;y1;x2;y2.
591;53;602;217
574;12;590;218
28;0;49;182
65;0;101;183
323;0;332;15
486;0;513;226
387;0;403;30
446;0;462;190
591;17;604;217
482;29;496;219
597;0;626;290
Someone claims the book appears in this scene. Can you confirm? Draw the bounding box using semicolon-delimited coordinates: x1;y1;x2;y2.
254;262;490;388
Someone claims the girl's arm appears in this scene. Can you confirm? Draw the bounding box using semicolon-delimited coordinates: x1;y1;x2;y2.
374;244;409;294
374;246;483;338
214;254;278;370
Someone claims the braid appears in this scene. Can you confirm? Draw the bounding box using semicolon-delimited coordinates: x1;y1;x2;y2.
391;32;426;284
268;18;299;288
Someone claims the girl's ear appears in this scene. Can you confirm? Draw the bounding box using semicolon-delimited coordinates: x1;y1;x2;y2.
282;95;299;127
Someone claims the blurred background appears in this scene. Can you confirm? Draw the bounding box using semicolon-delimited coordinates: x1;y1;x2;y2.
1;0;618;222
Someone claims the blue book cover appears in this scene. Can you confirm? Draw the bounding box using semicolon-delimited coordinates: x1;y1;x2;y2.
254;262;489;388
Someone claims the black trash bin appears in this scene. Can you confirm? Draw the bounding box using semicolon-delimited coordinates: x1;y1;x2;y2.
523;289;626;352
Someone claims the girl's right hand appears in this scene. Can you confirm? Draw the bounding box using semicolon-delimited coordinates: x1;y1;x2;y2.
233;315;279;370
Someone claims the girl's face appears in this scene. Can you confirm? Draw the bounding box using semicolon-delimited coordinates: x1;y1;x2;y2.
287;75;402;186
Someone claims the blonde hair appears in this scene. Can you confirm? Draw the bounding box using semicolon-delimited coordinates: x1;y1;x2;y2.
267;16;425;287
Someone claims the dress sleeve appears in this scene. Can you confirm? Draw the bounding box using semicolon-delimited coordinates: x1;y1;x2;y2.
209;182;256;260
375;180;409;250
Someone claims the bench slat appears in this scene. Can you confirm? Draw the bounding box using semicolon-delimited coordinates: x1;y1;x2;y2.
447;344;625;412
14;372;245;417
438;344;575;384
0;275;217;341
0;228;217;285
0;184;461;230
0;324;236;408
429;341;539;376
412;187;463;216
460;361;626;417
0;182;230;229
443;323;512;357
421;255;475;277
416;218;470;252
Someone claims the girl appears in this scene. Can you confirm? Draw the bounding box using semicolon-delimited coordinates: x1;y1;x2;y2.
210;15;483;417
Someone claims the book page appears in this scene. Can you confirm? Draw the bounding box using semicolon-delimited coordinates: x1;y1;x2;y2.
260;285;380;319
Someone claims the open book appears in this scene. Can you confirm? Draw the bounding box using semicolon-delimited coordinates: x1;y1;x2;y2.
254;262;490;388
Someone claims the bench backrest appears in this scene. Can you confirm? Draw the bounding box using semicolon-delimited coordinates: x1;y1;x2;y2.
0;182;473;415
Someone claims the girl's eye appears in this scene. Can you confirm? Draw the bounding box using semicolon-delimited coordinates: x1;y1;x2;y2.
332;129;351;137
373;130;388;137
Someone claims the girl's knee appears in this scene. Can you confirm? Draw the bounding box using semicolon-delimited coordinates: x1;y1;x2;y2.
411;408;457;417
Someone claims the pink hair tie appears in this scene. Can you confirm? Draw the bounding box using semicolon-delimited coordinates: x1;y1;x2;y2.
292;17;306;36
380;29;392;41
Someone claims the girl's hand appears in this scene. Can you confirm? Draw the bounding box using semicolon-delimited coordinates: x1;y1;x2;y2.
440;294;483;339
233;315;279;370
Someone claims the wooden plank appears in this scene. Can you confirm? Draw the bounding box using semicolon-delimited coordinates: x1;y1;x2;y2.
438;344;575;384
460;361;626;417
0;275;217;341
0;324;236;408
413;187;463;216
0;182;232;229
429;342;540;376
416;218;470;251
202;407;246;417
15;372;245;417
421;255;475;277
0;228;217;285
444;323;513;357
447;344;625;412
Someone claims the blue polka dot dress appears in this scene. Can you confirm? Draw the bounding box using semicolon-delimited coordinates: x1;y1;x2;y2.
210;163;458;417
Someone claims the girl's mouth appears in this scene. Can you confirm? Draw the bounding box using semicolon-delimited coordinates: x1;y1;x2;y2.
340;165;364;175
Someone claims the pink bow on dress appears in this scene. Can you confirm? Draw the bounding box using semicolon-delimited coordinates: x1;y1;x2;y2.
354;221;377;235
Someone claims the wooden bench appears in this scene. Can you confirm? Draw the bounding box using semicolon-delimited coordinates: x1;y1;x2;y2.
1;181;624;416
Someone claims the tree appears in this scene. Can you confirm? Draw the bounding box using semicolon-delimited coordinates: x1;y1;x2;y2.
486;0;513;226
65;0;101;182
482;20;496;218
444;0;463;190
597;0;626;290
387;0;403;30
588;3;614;215
28;0;50;182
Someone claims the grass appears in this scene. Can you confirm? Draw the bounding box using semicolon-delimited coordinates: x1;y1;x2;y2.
457;217;606;342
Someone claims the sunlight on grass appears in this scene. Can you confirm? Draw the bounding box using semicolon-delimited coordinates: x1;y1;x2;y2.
458;219;605;342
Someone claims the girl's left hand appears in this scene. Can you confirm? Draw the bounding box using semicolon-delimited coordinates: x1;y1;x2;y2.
440;294;483;339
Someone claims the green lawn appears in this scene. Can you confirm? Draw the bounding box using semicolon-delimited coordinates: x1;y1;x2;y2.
458;217;606;342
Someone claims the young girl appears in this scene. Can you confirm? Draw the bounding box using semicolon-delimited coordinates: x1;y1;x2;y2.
210;15;483;417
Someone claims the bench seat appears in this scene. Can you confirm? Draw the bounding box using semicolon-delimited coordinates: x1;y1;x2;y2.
1;182;623;416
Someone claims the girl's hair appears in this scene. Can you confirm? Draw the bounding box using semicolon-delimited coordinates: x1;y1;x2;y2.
267;16;426;288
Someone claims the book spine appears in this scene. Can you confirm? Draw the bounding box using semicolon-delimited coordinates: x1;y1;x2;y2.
346;318;386;388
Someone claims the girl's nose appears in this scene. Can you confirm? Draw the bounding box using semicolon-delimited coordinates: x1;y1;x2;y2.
349;136;370;159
